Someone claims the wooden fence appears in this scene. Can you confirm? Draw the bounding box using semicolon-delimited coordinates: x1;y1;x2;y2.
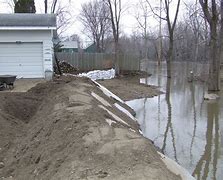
55;52;140;71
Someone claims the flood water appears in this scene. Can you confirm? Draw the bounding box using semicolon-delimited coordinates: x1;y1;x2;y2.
126;62;223;180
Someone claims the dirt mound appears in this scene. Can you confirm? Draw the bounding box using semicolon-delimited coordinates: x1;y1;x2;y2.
0;76;180;180
54;61;79;74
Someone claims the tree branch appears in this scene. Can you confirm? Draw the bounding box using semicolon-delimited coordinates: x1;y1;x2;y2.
145;0;167;21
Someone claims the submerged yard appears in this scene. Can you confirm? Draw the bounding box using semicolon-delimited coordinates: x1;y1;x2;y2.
125;62;222;180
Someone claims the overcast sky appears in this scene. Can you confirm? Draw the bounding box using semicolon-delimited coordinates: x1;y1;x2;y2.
0;0;193;43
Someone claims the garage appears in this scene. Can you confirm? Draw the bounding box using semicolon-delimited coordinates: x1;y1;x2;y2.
0;42;43;78
0;14;56;79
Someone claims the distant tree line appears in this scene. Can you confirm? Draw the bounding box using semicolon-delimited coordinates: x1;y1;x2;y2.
8;0;223;90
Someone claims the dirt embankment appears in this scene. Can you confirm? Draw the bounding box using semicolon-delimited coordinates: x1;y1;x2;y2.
0;76;179;180
97;74;162;101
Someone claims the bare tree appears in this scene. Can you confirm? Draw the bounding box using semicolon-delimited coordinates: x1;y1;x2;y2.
43;0;59;13
51;0;58;13
44;0;47;13
44;1;73;36
219;0;223;80
199;0;221;91
147;0;181;78
10;0;17;8
158;0;162;65
48;0;72;75
44;0;71;13
3;0;15;12
186;1;204;63
8;0;17;7
164;0;181;78
134;0;151;61
79;0;110;52
103;0;123;75
56;5;73;36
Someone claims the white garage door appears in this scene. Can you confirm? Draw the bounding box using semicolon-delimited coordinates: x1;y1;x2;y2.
0;42;43;78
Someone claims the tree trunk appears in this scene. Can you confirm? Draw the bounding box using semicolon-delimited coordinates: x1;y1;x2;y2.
96;38;101;53
106;0;121;76
167;33;173;78
199;0;220;91
208;24;220;91
101;33;105;52
51;0;58;13
158;0;162;66
114;40;120;76
218;0;223;89
54;54;62;75
44;0;47;13
144;37;148;60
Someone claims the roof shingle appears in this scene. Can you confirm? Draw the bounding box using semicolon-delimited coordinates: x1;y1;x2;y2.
0;14;56;27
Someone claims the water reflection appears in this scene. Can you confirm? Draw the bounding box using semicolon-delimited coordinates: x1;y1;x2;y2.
126;62;222;180
193;102;220;180
189;81;197;165
161;78;179;163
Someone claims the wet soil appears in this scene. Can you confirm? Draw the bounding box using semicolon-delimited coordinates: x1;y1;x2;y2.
0;76;179;180
97;74;162;101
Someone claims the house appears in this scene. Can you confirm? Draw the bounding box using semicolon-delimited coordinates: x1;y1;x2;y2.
59;41;79;53
0;14;56;79
84;43;97;53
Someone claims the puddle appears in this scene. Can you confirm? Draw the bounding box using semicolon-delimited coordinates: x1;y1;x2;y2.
126;62;223;180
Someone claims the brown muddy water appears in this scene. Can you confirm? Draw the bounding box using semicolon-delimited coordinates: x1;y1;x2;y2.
126;62;223;180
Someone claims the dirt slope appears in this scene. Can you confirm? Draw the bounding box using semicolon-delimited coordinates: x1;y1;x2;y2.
0;76;180;180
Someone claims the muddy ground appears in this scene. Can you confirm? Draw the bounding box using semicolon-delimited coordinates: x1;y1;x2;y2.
0;76;180;180
97;74;161;101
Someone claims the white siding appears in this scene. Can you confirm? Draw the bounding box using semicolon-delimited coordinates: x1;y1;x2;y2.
0;30;53;78
43;40;53;72
0;30;51;42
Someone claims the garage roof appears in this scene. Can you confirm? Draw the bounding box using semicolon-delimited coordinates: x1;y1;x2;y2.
0;14;56;30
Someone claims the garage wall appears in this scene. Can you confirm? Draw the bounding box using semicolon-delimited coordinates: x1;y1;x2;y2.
0;30;53;78
0;30;51;42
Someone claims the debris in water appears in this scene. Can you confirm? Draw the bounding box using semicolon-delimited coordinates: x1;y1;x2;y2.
187;71;194;82
204;93;219;100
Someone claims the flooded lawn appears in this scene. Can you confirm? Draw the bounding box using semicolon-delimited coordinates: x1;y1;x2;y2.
126;62;223;180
